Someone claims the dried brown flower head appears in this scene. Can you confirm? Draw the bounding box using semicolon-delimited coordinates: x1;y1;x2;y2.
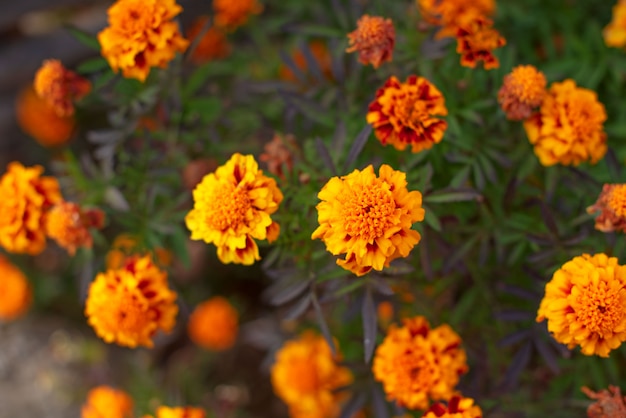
582;385;626;418
346;15;395;69
587;184;626;233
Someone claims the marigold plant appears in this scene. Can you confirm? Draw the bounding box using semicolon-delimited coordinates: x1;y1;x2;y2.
497;65;547;120
455;16;506;70
422;395;483;418
45;202;105;255
346;15;395;69
187;296;238;351
417;0;495;39
0;256;32;321
213;0;262;30
33;59;91;117
16;86;75;147
81;385;134;418
587;184;626;233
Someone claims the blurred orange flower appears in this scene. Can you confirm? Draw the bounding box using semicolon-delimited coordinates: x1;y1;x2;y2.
604;0;626;48
186;16;231;64
147;406;206;418
279;41;333;83
0;256;32;321
16;86;75;147
587;184;626;233
34;59;91;117
417;0;494;39
106;233;172;269
346;15;395;68
188;296;238;351
213;0;262;30
456;16;506;70
422;395;483;418
81;385;134;418
259;133;298;180
497;65;547;120
46;202;105;255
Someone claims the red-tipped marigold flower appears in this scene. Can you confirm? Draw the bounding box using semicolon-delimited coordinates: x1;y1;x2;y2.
456;16;506;70
0;256;32;321
85;255;178;348
418;0;495;39
145;406;206;418
81;385;134;418
366;75;448;154
524;79;607;166
312;164;425;276
34;59;91;117
0;162;62;255
213;0;262;30
16;86;75;147
582;385;626;418
422;396;483;418
346;15;395;69
373;316;468;410
45;202;105;255
537;253;626;357
587;184;626;233
259;133;298;180
604;0;626;48
498;65;547;120
185;153;283;265
271;331;353;418
188;296;238;351
186;16;231;64
98;0;189;82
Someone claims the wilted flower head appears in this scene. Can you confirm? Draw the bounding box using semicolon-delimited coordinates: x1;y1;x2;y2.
346;15;395;68
604;0;626;48
0;162;62;255
456;16;506;70
81;385;133;418
422;396;483;418
367;75;448;154
373;316;468;410
271;331;353;418
582;385;626;418
45;202;105;255
259;133;298;179
145;406;206;418
587;184;626;233
312;165;424;276
186;16;231;64
34;59;91;117
524;79;607;166
213;0;262;30
85;255;178;348
418;0;495;39
498;65;547;120
537;253;626;357
188;296;238;351
185;153;283;265
0;256;32;321
16;86;75;147
98;0;189;82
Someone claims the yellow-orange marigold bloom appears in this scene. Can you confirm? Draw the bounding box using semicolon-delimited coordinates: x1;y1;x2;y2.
85;255;178;348
523;79;607;166
106;234;172;269
366;75;448;154
186;16;231;64
422;395;483;418
497;65;547;121
417;0;495;39
16;86;75;147
34;59;91;117
0;162;62;255
0;256;32;321
98;0;189;82
536;253;626;357
312;165;425;276
81;385;134;418
213;0;262;30
456;16;506;70
346;15;395;69
188;296;238;351
587;184;626;233
45;202;105;255
146;406;205;418
259;133;298;180
271;331;353;418
604;0;626;48
373;316;468;410
185;153;283;266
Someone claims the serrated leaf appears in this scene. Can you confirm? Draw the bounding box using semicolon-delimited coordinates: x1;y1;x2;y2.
362;285;377;363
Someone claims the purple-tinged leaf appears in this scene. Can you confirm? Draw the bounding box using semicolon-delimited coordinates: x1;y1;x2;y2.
312;292;337;355
606;147;622;181
539;201;558;236
501;341;532;390
497;283;539;302
424;188;481;204
264;279;311;306
499;329;532;348
362;285;377;363
315;137;337;175
371;384;390;418
300;40;324;82
494;310;534;322
340;392;367;418
284;294;312;320
533;336;560;374
279;49;305;83
343;125;372;172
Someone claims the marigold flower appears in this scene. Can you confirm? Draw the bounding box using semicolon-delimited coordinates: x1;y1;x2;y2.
0;256;32;321
0;162;62;255
98;0;189;82
45;202;105;255
106;234;172;269
497;65;547;121
523;79;607;166
373;316;468;410
33;59;91;117
366;75;448;154
582;385;626;418
422;396;483;418
259;133;298;180
271;331;353;418
185;153;283;265
81;385;134;418
279;41;333;83
536;253;626;357
312;165;424;276
417;0;495;39
213;0;262;30
145;406;205;418
188;296;238;351
587;184;626;233
186;16;231;64
456;16;506;70
85;255;178;348
604;0;626;48
16;86;75;147
346;15;395;69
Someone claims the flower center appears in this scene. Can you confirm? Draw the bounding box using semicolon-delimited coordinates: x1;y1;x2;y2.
205;182;252;231
574;281;625;336
608;185;626;218
342;181;396;242
109;290;151;335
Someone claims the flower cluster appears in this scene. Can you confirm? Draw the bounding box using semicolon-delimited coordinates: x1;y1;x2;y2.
45;202;105;255
373;316;468;410
0;256;32;321
188;296;239;351
498;65;547;120
346;15;395;69
422;396;483;418
587;184;626;233
33;59;91;117
81;386;133;418
455;16;506;70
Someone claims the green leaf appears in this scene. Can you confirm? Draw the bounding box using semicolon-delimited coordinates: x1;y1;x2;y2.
422;205;441;232
184;97;222;124
76;57;109;74
65;25;100;51
424;188;481;204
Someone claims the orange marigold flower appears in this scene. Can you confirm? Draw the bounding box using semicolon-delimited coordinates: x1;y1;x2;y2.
536;253;626;357
582;385;626;418
185;153;283;266
346;15;395;69
213;0;262;30
373;316;468;410
279;41;333;83
456;16;506;70
106;233;172;269
85;255;178;348
497;65;547;121
0;256;32;321
312;165;425;276
523;79;607;166
33;59;91;117
422;395;483;418
16;86;75;147
366;75;448;154
186;16;231;64
146;406;206;418
188;296;238;351
417;0;495;39
0;162;62;255
98;0;189;82
271;331;353;418
604;0;626;48
587;184;626;233
259;133;298;180
81;385;134;418
45;202;105;255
